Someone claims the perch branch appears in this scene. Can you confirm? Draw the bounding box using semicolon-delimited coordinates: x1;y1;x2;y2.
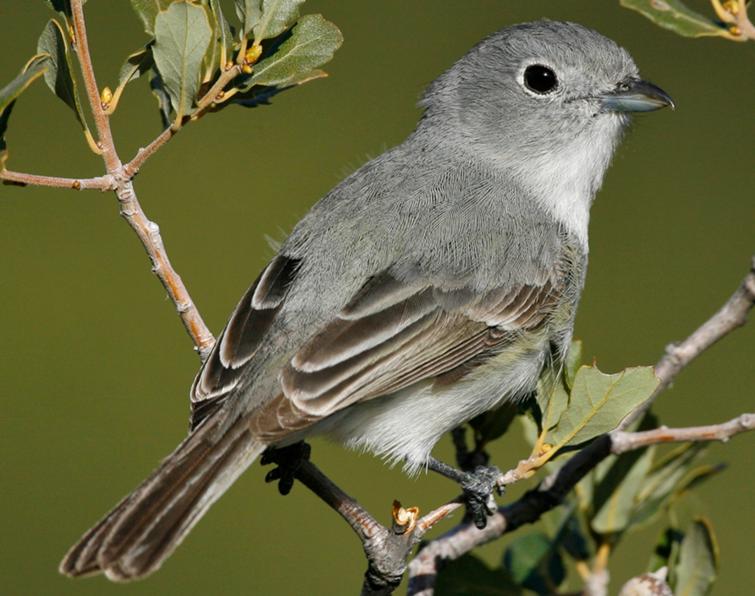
407;413;755;595
405;258;755;595
291;459;462;596
0;169;115;190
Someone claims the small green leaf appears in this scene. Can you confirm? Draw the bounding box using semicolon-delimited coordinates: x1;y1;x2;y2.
546;365;659;449
672;464;725;501
118;46;154;89
153;1;213;120
235;0;262;37
591;445;655;535
130;0;174;36
631;443;705;527
564;339;582;390
620;0;729;38
209;0;234;68
37;20;92;136
503;533;565;593
435;555;523;596
537;374;569;438
249;14;342;87
0;55;50;115
254;0;305;40
674;519;718;596
0;54;50;159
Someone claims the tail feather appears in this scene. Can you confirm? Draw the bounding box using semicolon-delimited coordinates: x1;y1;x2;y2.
60;413;265;582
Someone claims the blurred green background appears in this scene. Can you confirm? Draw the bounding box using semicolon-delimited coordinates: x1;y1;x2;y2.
1;1;753;594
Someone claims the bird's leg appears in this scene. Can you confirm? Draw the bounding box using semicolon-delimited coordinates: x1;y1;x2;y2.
260;441;312;495
426;456;503;529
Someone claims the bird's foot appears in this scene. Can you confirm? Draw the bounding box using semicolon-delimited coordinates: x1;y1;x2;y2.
461;465;504;529
427;457;503;529
261;441;311;495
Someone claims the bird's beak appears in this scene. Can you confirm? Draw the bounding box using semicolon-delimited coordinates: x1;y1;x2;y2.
599;79;675;113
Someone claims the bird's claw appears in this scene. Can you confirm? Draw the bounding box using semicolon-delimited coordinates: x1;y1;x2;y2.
461;465;503;529
261;442;311;496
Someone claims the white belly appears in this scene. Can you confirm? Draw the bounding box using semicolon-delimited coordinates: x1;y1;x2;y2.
312;342;548;475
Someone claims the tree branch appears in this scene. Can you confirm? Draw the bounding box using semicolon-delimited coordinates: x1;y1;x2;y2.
405;257;755;595
66;0;216;360
407;413;755;595
0;169;115;190
290;459;462;596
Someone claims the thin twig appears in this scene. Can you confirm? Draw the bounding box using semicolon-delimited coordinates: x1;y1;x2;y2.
123;64;243;178
0;170;115;190
70;0;119;172
115;180;216;359
611;413;755;452
123;126;176;178
66;0;216;360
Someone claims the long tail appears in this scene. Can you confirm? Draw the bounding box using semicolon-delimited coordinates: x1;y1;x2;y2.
59;411;266;582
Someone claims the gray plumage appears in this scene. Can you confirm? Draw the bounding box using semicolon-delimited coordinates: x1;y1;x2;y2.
60;20;672;581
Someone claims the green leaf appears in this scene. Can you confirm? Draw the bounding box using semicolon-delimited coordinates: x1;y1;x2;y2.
546;365;659;449
254;0;305;40
503;533;565;593
435;555;523;596
620;0;729;38
564;339;582;390
235;0;262;37
672;464;725;501
130;0;174;36
0;55;50;115
0;54;50;159
209;0;234;68
249;14;342;87
37;20;92;135
591;445;655;535
118;46;154;89
153;1;213;120
537;374;569;438
631;443;705;527
674;519;718;596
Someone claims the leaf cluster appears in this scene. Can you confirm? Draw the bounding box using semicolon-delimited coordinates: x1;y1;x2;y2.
439;342;723;595
0;0;343;166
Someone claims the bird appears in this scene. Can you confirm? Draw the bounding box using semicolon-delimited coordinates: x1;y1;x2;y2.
59;19;673;582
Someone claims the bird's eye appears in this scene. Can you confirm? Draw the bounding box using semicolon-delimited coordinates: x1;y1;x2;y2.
523;64;558;95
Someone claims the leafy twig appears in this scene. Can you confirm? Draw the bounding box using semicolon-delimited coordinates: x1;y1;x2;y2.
71;0;216;360
404;257;755;595
406;413;754;595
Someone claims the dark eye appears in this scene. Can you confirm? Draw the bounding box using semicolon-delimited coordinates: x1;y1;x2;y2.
523;64;558;95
